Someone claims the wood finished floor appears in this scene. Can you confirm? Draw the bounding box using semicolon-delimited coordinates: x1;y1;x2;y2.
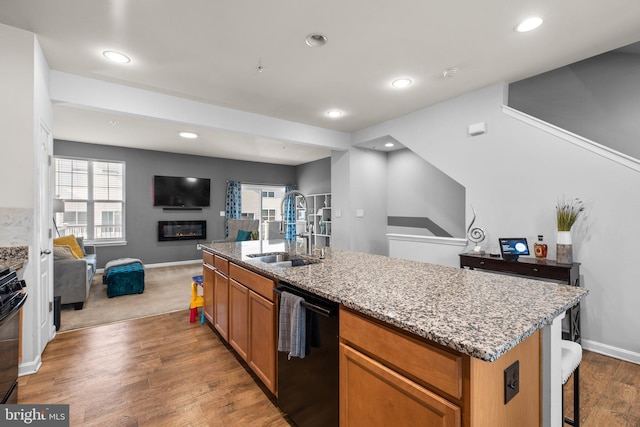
18;310;291;427
19;310;640;426
564;350;640;426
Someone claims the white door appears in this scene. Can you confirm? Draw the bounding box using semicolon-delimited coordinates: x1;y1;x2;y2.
37;119;54;347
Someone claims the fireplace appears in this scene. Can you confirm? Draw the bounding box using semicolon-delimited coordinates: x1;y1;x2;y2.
158;220;206;241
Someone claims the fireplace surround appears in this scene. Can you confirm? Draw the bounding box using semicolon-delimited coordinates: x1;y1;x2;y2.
158;221;206;241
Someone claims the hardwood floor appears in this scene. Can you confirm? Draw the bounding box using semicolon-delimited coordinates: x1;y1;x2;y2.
19;310;640;426
564;350;640;426
18;310;291;427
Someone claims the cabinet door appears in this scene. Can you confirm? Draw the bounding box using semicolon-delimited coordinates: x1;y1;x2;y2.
248;290;276;394
203;264;214;323
340;343;460;427
213;270;229;341
229;279;249;360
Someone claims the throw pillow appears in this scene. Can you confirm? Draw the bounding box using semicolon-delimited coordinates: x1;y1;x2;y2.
76;236;87;256
250;231;259;240
53;235;83;259
236;229;252;242
53;246;75;260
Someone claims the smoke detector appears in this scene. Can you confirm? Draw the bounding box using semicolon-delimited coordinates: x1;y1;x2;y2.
305;33;328;47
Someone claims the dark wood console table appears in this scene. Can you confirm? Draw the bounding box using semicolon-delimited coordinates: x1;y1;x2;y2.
459;253;581;343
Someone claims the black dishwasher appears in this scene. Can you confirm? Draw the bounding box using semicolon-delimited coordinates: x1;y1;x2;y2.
275;283;339;427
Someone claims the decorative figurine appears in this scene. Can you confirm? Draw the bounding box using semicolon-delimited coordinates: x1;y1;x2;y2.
466;205;486;253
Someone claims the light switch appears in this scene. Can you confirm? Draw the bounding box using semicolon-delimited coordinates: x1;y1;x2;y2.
356;210;364;218
335;210;342;218
219;211;226;217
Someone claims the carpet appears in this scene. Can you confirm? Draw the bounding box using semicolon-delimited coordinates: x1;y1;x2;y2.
59;263;203;332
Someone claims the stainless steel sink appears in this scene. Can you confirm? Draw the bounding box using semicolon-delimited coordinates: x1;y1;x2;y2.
247;252;320;267
250;253;292;263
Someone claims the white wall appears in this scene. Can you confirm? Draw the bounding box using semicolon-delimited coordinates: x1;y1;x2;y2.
0;24;34;208
0;23;53;374
350;83;640;362
330;150;351;250
331;147;388;255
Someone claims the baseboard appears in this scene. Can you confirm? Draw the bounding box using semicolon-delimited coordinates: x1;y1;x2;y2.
19;355;42;377
96;259;201;274
141;259;202;269
581;339;640;365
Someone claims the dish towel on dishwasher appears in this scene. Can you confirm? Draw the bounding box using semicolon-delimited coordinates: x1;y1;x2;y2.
278;291;306;359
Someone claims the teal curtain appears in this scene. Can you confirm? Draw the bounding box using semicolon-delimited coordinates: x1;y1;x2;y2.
225;181;242;238
284;185;296;241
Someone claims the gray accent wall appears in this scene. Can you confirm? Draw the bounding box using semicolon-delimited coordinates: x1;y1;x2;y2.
296;156;331;195
54;140;297;268
509;45;640;160
387;149;465;238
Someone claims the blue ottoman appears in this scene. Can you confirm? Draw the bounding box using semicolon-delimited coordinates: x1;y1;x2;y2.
106;262;145;298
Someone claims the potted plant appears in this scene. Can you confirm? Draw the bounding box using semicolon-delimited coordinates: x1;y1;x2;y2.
556;197;584;263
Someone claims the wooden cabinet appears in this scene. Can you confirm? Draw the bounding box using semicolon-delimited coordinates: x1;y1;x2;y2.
213;269;229;341
202;262;214;323
340;343;460;427
340;307;461;427
229;279;249;360
211;254;230;341
248;290;276;393
228;262;277;395
340;307;540;427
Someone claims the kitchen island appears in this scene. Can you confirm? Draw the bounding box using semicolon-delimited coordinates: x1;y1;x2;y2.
201;240;588;426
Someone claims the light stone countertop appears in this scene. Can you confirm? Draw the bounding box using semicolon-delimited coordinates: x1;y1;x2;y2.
201;240;588;362
0;246;29;271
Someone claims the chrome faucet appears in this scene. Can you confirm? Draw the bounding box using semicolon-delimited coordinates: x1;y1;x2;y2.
280;190;313;255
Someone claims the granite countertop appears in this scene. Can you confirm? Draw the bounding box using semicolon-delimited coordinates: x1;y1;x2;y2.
202;240;588;362
0;246;29;271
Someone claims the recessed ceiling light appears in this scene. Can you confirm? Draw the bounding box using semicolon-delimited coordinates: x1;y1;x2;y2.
102;50;131;64
516;17;543;32
325;110;343;118
384;142;395;148
179;132;198;139
305;33;328;47
391;78;413;89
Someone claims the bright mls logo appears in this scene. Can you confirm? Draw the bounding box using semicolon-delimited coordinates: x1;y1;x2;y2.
2;405;69;426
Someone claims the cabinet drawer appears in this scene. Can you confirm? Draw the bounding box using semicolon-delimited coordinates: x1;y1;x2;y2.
340;307;463;399
461;255;570;282
214;255;229;276
203;250;214;266
229;263;275;301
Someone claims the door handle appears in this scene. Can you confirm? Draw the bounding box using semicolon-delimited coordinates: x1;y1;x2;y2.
41;249;52;255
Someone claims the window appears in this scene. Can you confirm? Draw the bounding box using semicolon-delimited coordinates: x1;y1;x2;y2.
242;184;286;240
261;209;277;221
54;157;125;244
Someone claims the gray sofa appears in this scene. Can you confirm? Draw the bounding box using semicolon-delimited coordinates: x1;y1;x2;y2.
54;237;97;310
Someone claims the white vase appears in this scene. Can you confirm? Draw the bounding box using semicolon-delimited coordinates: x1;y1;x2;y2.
557;231;572;245
556;231;573;264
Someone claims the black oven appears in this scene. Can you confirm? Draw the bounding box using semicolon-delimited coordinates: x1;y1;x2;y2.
0;268;27;404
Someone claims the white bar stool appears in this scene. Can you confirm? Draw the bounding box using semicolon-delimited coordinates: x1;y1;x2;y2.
561;340;582;426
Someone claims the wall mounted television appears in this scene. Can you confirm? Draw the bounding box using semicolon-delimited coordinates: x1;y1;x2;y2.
153;175;211;208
